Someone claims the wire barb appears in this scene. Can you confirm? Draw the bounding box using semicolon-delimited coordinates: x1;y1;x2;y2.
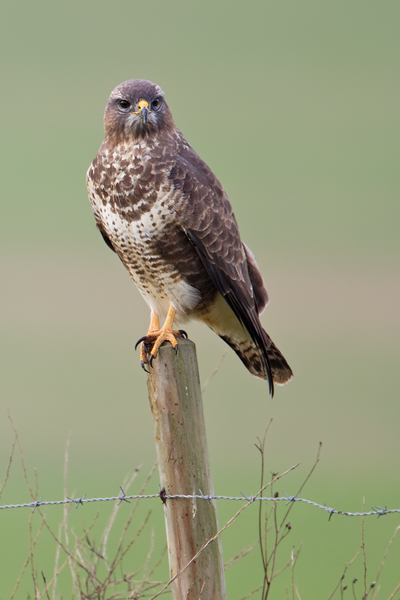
117;486;130;506
32;496;42;513
199;489;212;502
240;492;256;503
67;494;86;509
373;505;388;518
284;492;300;505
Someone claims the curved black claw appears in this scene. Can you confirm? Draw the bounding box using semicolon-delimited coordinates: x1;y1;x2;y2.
178;330;188;339
174;344;179;356
140;361;149;374
135;336;148;351
149;353;155;368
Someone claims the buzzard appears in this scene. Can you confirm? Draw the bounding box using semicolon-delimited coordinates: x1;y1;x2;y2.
86;79;292;396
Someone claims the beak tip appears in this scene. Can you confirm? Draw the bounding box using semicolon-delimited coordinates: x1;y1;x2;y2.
140;106;149;124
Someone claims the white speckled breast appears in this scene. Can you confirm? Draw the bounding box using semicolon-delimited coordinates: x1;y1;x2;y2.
86;139;200;322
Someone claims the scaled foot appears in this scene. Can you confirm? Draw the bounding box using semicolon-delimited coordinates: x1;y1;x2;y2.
135;305;187;369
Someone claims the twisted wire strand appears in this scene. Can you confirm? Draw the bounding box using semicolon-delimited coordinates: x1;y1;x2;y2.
0;491;397;519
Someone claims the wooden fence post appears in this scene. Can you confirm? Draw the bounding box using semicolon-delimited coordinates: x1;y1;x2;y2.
147;338;227;600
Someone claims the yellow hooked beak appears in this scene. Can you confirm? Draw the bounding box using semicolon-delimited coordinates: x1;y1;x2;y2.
132;100;150;123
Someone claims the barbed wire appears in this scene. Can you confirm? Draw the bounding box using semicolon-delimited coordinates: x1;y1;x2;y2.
0;487;399;520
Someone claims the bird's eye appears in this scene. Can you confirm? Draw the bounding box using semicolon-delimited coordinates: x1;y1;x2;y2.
117;99;131;110
151;97;162;111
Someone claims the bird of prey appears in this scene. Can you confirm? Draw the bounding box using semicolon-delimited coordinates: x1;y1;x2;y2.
86;79;292;396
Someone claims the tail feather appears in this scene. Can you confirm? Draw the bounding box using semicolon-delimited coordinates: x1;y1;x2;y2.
202;293;292;395
220;329;293;386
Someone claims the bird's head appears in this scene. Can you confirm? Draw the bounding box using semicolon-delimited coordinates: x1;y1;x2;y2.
104;79;174;140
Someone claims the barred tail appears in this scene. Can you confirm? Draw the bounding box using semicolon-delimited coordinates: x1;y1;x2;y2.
220;329;293;386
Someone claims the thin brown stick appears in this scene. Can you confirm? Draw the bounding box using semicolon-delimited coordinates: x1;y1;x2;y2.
61;436;80;596
8;414;40;503
290;545;302;600
0;433;16;500
361;498;367;598
258;441;320;599
374;525;400;588
239;586;263;600
278;442;322;532
101;466;143;568
51;520;64;600
327;550;360;600
141;528;156;588
145;544;168;582
41;571;51;600
201;350;228;393
113;464;156;562
254;422;273;580
388;582;400;600
10;519;45;600
224;544;256;570
29;513;39;599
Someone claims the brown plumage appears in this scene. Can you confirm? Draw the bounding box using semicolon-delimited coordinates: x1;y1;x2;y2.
86;79;292;396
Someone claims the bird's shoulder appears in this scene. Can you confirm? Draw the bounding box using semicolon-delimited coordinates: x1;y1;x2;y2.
171;136;225;202
170;135;269;315
171;137;245;269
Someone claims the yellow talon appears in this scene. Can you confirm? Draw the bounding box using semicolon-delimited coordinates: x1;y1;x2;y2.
137;305;186;369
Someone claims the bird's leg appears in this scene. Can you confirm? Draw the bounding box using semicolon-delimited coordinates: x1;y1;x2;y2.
135;304;187;369
149;304;185;362
147;310;161;335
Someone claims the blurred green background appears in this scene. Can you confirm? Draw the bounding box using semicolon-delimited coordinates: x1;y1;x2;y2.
1;0;399;597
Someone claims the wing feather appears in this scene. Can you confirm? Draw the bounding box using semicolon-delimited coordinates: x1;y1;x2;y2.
171;141;274;395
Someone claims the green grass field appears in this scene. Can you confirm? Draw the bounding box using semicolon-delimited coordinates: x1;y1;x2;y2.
1;1;399;597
